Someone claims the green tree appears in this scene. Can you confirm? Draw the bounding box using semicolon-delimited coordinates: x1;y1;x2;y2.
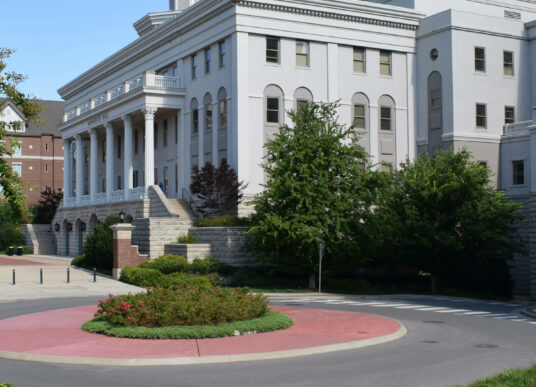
0;48;41;213
83;215;121;270
372;149;522;295
247;101;377;289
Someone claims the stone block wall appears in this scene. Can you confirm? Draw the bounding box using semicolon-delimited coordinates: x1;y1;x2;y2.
188;227;258;266
164;243;212;262
132;218;193;258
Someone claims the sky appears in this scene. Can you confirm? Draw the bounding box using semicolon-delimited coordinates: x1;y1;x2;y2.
1;1;169;101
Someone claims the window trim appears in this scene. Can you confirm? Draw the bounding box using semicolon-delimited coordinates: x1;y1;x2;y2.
512;160;525;186
218;41;225;68
475;47;486;73
192;109;199;135
12;162;22;177
205;47;211;74
266;97;280;124
476;103;487;129
266;36;280;64
353;104;366;130
191;54;198;80
296;40;310;68
379;50;392;76
505;106;515;125
353;47;366;74
504;50;514;76
380;106;393;131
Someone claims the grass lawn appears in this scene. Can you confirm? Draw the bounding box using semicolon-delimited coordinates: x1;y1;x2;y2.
460;364;536;386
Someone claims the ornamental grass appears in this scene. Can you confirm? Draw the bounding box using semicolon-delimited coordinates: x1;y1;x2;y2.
96;286;268;328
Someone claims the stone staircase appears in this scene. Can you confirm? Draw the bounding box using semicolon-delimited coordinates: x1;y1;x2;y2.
22;224;57;255
167;199;196;219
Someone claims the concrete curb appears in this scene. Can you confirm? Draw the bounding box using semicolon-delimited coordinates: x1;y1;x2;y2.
0;322;407;367
521;307;536;319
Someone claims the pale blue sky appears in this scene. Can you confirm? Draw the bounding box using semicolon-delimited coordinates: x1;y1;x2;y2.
1;1;168;101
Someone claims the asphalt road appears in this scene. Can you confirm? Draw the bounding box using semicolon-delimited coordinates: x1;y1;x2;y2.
0;296;534;387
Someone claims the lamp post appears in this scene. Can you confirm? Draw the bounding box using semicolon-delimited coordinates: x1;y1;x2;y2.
118;211;126;223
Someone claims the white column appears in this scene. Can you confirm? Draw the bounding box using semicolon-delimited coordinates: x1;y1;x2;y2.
105;122;114;198
143;106;156;190
198;106;204;167
75;134;84;202
212;102;219;165
529;126;536;193
327;43;338;102
123;114;133;199
62;139;71;200
177;110;187;197
369;105;380;167
89;128;98;198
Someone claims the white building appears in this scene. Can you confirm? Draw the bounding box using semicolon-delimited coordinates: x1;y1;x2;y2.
54;0;536;297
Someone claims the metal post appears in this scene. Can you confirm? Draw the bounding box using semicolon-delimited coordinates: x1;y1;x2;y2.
67;267;70;283
318;243;324;296
93;267;97;282
40;268;43;284
12;269;15;285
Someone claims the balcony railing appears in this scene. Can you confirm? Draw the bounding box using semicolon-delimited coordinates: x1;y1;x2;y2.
504;120;534;136
63;71;182;123
63;187;148;208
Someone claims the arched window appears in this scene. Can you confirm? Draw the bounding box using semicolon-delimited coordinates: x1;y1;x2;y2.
293;87;313;111
204;93;212;133
218;87;227;129
378;95;396;131
351;92;370;131
428;71;442;131
190;98;199;135
264;84;284;125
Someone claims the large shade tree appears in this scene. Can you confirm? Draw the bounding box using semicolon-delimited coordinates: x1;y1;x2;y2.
247;101;379;289
0;48;41;214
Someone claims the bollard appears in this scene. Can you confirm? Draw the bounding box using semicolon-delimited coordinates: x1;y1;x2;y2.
8;246;13;256
93;267;97;283
67;267;70;283
40;268;43;284
12;269;15;285
16;246;22;256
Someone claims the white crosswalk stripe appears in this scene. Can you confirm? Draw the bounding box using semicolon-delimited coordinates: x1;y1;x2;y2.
434;309;469;313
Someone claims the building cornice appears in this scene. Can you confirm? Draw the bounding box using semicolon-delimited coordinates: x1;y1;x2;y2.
417;25;527;40
58;0;422;100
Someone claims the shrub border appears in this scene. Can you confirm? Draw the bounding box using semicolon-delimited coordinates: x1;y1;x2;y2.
82;310;293;340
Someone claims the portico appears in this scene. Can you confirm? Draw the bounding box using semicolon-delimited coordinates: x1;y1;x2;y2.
59;71;186;208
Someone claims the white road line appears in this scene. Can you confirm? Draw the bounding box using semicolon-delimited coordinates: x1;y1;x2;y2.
414;307;450;311
506;303;521;307
434;309;469;313
528;321;536;325
371;304;411;308
395;305;427;309
484;314;509;318
461;311;490;315
492;315;519;320
511;319;527;322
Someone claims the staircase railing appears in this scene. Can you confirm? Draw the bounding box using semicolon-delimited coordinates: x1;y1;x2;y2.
49;224;58;255
181;188;201;218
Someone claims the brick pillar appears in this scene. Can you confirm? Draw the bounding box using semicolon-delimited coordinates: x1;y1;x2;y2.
110;223;148;280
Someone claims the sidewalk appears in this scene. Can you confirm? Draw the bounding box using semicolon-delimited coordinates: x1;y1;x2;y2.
0;254;143;302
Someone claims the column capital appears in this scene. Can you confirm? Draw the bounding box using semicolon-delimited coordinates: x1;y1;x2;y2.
142;106;157;119
122;114;133;125
75;133;83;143
62;138;70;146
104;122;114;133
89;127;98;137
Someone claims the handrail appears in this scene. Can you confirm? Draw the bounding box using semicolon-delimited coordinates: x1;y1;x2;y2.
49;224;58;255
182;188;201;218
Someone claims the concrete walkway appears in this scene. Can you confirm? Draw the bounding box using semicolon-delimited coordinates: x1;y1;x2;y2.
0;305;405;366
0;254;143;302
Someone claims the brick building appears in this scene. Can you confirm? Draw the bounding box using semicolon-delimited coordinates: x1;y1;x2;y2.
1;99;64;206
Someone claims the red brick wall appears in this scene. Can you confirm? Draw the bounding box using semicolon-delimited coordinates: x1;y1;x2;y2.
4;135;64;206
113;239;148;269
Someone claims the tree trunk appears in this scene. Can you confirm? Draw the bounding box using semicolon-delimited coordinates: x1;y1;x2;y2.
308;272;316;290
431;275;438;294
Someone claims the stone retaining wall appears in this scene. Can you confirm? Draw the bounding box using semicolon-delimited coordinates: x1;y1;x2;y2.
132;218;193;258
164;243;212;262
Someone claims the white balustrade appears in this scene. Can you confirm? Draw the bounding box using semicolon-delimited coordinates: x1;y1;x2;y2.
63;188;146;208
504;121;534;136
63;71;182;122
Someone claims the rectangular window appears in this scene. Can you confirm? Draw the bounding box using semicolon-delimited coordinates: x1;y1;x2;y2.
193;109;199;134
172;64;177;77
380;107;392;130
133;170;139;188
45;143;49;152
205;48;211;74
504;51;514;76
476;103;487;128
45;164;49;173
154;123;158;149
134;130;138;154
513;160;524;185
505;106;515;124
12;143;21;157
175;164;178;193
154;168;158;185
163;120;168;147
354;105;366;129
12;163;22;176
219;41;225;68
175;116;178;144
191;54;198;80
117;175;122;190
475;47;486;72
102;140;106;162
297;100;309;111
296;40;309;67
117;135;121;159
379;50;392;76
380;163;392;173
266;98;279;123
353;47;366;73
266;37;280;63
